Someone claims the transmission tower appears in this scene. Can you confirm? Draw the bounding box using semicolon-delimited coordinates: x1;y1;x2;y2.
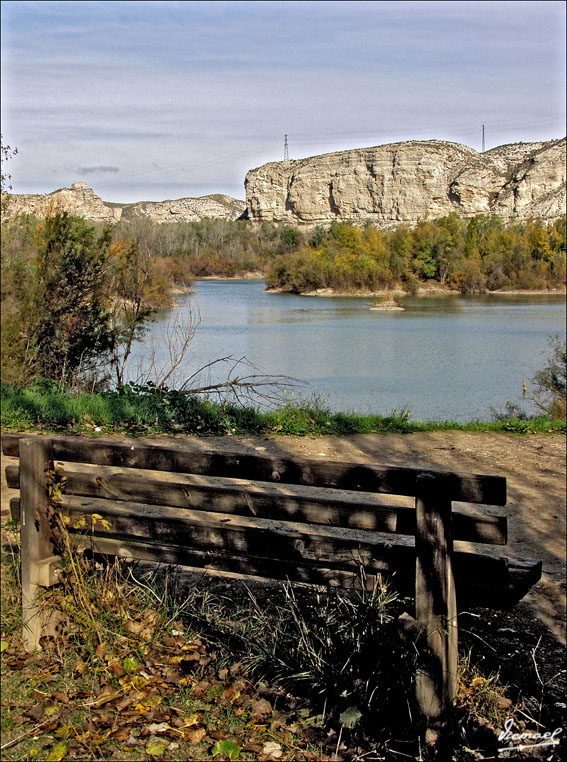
481;125;485;153
283;134;289;161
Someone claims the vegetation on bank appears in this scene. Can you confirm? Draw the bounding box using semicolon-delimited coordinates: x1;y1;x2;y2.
266;215;566;294
1;208;565;437
2;381;565;436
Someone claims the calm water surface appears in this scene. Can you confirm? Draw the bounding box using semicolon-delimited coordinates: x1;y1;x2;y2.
130;281;566;422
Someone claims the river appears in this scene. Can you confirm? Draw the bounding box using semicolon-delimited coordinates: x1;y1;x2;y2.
128;280;566;422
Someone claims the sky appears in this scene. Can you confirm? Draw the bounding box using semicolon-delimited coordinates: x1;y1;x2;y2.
1;0;565;203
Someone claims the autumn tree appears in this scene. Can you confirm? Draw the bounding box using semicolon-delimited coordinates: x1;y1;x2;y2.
34;212;116;387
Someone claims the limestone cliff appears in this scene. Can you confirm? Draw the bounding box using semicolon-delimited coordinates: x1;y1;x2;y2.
119;194;246;222
2;182;121;224
2;184;246;224
244;138;566;227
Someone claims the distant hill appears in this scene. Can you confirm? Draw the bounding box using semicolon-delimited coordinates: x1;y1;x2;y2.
1;181;246;224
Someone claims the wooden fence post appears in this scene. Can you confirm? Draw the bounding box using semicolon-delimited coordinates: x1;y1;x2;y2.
19;437;57;651
414;472;458;726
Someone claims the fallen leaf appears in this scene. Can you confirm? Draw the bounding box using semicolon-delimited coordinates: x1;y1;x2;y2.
140;693;162;709
87;691;122;708
55;725;73;739
242;742;264;753
182;713;201;728
46;741;67;761
95;641;108;659
119;674;147;691
211;730;230;740
162;667;182;683
263;741;283;759
110;727;131;742
89;731;111;746
25;704;45;722
123;656;139;673
211;739;241;760
147;722;170;734
185;727;206;745
250;698;272;719
115;695;136;712
190;680;210;698
146;737;169;757
125;620;154;639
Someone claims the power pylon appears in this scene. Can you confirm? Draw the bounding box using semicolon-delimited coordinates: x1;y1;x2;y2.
481;125;485;153
284;134;289;161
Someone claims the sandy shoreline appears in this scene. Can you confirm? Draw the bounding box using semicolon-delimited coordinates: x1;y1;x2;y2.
266;284;566;298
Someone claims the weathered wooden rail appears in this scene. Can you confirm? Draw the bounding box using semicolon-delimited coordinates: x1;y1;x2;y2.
2;433;542;726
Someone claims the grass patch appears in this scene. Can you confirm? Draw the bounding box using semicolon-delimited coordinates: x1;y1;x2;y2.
2;383;565;436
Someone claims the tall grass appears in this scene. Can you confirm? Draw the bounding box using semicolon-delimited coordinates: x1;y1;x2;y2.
1;381;565;436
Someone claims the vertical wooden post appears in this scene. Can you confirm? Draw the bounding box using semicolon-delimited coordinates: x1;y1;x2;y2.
414;472;458;725
19;437;56;651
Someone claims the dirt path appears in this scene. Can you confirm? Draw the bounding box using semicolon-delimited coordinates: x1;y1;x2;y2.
2;430;565;642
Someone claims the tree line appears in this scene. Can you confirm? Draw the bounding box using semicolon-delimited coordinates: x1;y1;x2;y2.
266;215;566;294
1;209;565;389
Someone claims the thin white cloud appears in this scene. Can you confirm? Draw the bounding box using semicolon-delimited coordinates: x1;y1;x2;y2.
2;0;565;202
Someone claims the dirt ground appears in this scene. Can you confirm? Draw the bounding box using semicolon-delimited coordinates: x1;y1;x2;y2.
2;429;565;644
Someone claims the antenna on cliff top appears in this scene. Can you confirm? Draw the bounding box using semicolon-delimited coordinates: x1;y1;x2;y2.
284;134;289;161
481;125;485;153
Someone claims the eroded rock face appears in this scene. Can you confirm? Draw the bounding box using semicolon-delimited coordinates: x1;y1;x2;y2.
121;194;246;223
2;181;121;224
244;138;566;227
1;184;246;224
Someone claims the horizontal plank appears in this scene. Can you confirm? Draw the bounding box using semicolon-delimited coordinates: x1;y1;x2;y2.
5;466;19;490
75;534;386;592
4;468;507;544
70;534;532;609
1;433;507;504
7;491;539;605
505;559;543;605
55;494;510;586
61;495;417;578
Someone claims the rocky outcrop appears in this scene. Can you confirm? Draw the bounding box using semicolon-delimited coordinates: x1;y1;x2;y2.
244;138;566;227
2;184;246;224
2;182;121;224
120;194;246;223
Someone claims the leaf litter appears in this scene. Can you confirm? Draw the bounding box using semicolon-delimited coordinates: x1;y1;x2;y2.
1;537;329;761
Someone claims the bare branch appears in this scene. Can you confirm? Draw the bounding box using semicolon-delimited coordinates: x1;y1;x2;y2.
178;354;304;407
113;293;304;406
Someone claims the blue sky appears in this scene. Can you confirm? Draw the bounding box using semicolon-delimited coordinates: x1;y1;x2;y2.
1;0;565;202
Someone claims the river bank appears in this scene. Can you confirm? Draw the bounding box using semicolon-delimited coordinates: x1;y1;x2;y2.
265;282;567;298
